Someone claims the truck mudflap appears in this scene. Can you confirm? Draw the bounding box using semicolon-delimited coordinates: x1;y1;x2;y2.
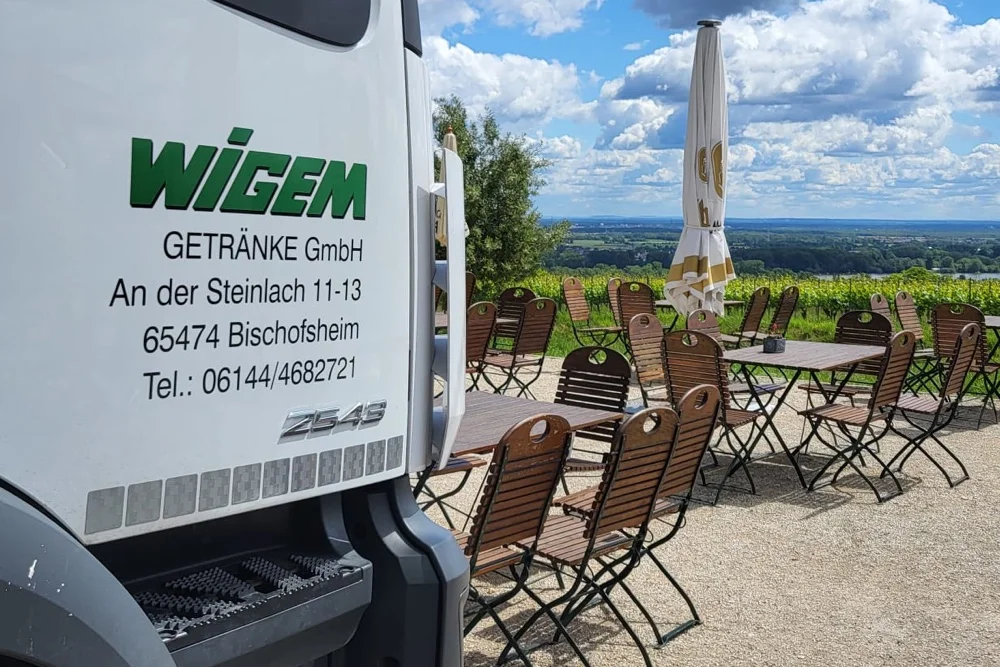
0;485;174;667
342;476;469;667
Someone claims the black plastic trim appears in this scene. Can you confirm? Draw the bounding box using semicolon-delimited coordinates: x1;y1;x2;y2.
0;487;174;667
213;0;372;48
341;476;468;666
387;476;469;666
401;0;423;56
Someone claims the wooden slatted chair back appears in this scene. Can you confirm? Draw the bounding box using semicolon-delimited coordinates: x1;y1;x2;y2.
628;313;667;398
942;323;982;400
931;303;987;368
495;286;536;340
466;302;497;364
659;385;721;501
466;414;572;559
834;310;893;375
769;285;799;336
617;281;655;328
663;330;730;408
607;278;623;325
562;277;591;323
870;293;892;323
870;331;916;411
894;291;925;342
686;309;722;342
738;286;771;336
512;298;557;357
554;347;631;444
585;406;679;538
466;271;476;309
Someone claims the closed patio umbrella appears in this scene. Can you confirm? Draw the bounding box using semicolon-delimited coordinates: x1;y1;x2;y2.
665;19;735;317
436;126;469;245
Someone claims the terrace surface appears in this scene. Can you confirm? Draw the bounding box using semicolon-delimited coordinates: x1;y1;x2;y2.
431;358;1000;667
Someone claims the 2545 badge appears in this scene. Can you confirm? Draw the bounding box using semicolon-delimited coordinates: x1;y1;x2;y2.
279;400;386;443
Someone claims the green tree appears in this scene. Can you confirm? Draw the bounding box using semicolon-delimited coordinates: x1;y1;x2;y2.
433;95;569;296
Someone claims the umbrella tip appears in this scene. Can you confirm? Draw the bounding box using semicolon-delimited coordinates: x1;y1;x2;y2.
446;125;454;133
697;19;722;27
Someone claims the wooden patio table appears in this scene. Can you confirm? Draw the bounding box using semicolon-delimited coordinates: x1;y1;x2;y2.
983;316;1000;361
449;390;624;457
414;391;624;523
434;312;516;330
723;340;886;491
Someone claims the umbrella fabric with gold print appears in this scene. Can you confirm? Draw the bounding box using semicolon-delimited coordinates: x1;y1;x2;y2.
665;20;735;317
435;126;469;245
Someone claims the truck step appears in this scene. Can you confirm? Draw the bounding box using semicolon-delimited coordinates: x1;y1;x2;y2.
128;551;361;649
165;567;258;601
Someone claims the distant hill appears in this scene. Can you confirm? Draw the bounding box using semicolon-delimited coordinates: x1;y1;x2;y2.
541;216;1000;235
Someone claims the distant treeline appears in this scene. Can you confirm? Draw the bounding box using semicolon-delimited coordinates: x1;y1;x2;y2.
544;230;1000;276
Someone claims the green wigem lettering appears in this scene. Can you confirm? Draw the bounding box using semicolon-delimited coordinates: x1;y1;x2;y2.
193;148;243;211
130;139;216;209
272;157;327;216
228;127;254;146
220;151;292;214
129;128;368;218
307;161;367;220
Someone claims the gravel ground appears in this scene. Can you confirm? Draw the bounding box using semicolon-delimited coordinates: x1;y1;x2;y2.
423;358;1000;667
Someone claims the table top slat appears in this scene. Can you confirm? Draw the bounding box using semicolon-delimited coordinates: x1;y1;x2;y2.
449;391;624;455
724;340;885;372
435;312;516;328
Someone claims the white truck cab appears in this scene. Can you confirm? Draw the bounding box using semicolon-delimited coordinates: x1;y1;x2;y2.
0;1;469;665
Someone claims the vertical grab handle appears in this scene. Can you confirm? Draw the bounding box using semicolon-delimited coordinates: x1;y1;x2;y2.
430;147;466;470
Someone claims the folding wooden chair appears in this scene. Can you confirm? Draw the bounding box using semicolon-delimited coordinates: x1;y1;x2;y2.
798;310;893;403
606;277;623;327
481;297;557;398
720;285;770;349
663;330;769;502
930;303;1000;428
434;284;444;312
870;293;892;321
492;286;537;350
797;310;893;446
800;331;916;503
562;277;622;347
500;403;686;667
466;270;476;309
455;413;590;667
687;308;785;407
553;386;721;647
412;454;488;531
437;272;476;314
895;290;939;393
617;281;656;355
895;291;928;348
766;285;799;338
627;313;671;408
465;301;497;391
885;322;980;487
553;347;631;492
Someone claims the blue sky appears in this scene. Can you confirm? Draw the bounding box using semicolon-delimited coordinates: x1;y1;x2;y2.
420;0;1000;220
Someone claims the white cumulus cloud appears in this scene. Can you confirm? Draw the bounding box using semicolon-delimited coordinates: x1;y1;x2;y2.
481;0;605;36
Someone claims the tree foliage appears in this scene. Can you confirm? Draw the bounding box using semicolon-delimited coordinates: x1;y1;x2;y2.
433;95;569;296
